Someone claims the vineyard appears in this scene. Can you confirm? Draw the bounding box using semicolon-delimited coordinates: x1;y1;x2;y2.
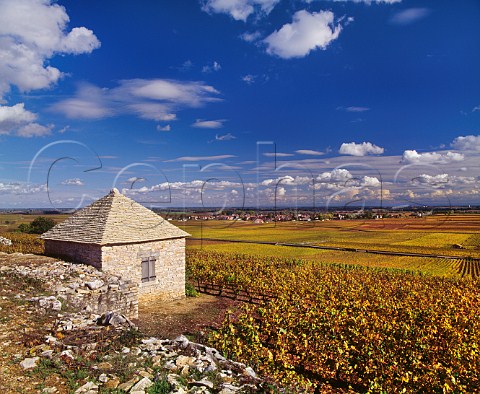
455;258;480;278
181;217;480;259
0;232;44;254
187;249;480;392
189;241;480;278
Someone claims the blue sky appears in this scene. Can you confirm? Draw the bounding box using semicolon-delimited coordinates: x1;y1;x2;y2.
0;0;479;209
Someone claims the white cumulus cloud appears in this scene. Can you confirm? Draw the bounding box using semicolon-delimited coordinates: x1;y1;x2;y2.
264;10;343;59
0;181;47;195
16;122;53;137
0;103;36;129
317;169;353;183
202;0;280;22
313;169;381;192
61;178;84;186
411;174;449;188
339;141;384;156
362;176;381;187
451;135;480;151
0;103;52;137
0;0;100;98
401;150;464;164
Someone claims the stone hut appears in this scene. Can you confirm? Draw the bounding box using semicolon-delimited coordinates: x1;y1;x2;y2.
41;188;190;299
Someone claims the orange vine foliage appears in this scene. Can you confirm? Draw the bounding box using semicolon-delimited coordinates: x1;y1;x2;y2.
187;249;480;392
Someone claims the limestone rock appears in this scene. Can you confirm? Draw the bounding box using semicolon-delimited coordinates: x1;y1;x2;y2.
96;361;113;371
103;378;120;389
97;311;134;328
74;381;98;393
98;373;108;383
41;350;54;358
219;384;240;393
0;236;12;246
60;349;74;360
30;296;62;311
244;366;257;378
176;355;196;368
192;378;214;389
85;279;104;290
20;356;39;369
41;388;58;393
130;377;153;392
117;376;140;391
138;370;152;379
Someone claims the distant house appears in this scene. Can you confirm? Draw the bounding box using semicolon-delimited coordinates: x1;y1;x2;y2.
41;188;190;300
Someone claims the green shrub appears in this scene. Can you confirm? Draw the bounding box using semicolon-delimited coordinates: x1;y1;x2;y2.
18;216;56;234
185;282;199;297
148;377;173;394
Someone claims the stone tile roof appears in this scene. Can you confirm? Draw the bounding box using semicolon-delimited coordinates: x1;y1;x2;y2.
41;188;190;245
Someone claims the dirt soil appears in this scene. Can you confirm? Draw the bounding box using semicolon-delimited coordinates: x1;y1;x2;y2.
137;293;240;341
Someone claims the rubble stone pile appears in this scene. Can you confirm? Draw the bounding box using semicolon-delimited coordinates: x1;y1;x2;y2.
8;257;138;318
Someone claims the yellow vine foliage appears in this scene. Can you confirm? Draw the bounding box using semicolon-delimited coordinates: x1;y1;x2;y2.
187;249;480;392
0;232;44;254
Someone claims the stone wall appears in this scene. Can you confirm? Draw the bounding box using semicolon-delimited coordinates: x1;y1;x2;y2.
44;240;102;269
2;255;138;318
63;276;139;319
101;237;185;299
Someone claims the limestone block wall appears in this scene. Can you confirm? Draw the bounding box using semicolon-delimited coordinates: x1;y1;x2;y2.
101;237;185;299
44;240;102;269
63;278;139;319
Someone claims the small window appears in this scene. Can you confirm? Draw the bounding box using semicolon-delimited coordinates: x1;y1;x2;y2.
141;256;156;282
